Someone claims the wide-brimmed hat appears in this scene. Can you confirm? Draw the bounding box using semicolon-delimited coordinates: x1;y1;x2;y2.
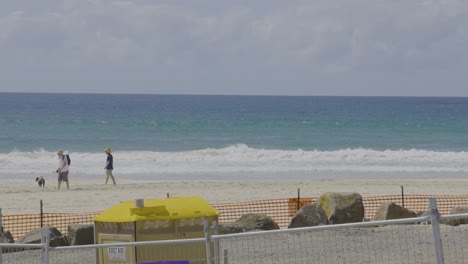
104;147;112;153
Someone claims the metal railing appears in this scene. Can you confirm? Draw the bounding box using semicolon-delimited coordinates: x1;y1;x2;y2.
2;198;468;264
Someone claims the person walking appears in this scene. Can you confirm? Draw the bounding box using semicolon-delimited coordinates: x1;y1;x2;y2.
104;147;116;185
56;150;70;189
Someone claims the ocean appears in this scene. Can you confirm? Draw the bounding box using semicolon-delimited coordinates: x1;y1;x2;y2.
0;93;467;181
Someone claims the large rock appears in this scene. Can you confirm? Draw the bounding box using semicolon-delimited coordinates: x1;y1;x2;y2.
288;203;329;228
0;231;14;243
16;226;67;247
1;231;15;253
416;210;432;224
219;213;279;234
318;192;364;224
374;202;417;221
67;224;94;245
444;206;468;226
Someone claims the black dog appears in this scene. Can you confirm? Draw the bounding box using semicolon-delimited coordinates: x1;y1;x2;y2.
36;176;45;187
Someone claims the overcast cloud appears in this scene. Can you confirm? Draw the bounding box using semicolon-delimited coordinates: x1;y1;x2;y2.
0;0;467;96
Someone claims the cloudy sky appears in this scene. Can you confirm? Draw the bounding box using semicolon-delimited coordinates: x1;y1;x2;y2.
0;0;467;96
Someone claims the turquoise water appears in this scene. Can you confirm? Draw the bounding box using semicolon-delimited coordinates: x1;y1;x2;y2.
1;93;467;152
1;93;467;180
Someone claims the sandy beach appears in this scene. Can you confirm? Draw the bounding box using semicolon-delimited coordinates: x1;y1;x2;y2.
1;178;468;215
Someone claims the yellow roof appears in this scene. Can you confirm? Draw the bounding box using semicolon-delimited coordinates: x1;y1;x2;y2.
93;196;219;222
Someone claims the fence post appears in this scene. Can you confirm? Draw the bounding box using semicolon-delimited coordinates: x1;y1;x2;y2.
40;200;43;228
41;226;50;264
0;208;3;234
204;220;212;264
212;221;219;264
297;188;301;211
401;185;405;208
429;198;444;264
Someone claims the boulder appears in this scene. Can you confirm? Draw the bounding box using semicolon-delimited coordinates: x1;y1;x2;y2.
416;210;432;224
219;213;279;234
0;230;14;243
443;206;468;226
16;226;67;247
417;210;429;217
67;224;94;245
318;192;364;224
1;231;15;253
374;202;417;221
288;203;328;228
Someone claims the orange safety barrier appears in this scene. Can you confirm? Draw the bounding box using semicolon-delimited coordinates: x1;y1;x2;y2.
2;195;468;240
2;212;101;240
211;198;317;230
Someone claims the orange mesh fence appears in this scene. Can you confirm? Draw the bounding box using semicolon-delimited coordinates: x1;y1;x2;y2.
211;198;316;229
212;195;468;229
2;212;101;240
3;195;468;240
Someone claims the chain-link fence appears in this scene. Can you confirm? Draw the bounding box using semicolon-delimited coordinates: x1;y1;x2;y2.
0;237;45;264
214;218;437;264
439;215;468;264
2;198;468;264
4;195;468;239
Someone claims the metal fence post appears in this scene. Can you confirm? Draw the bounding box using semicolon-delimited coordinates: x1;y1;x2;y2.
429;198;444;264
41;226;50;264
212;221;219;264
0;208;3;234
204;220;212;264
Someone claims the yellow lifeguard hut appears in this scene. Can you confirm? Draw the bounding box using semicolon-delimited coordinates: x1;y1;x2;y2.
93;196;219;264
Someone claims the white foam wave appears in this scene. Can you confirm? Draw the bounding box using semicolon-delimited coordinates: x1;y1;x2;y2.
0;144;467;180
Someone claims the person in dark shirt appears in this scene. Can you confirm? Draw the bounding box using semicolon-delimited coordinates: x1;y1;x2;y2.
104;147;116;185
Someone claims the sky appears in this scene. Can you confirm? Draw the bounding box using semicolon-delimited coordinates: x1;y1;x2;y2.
0;0;467;96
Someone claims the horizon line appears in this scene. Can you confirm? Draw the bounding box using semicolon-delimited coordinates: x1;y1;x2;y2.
0;91;467;99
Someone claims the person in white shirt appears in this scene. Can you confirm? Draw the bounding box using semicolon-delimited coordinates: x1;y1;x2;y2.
56;150;70;189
